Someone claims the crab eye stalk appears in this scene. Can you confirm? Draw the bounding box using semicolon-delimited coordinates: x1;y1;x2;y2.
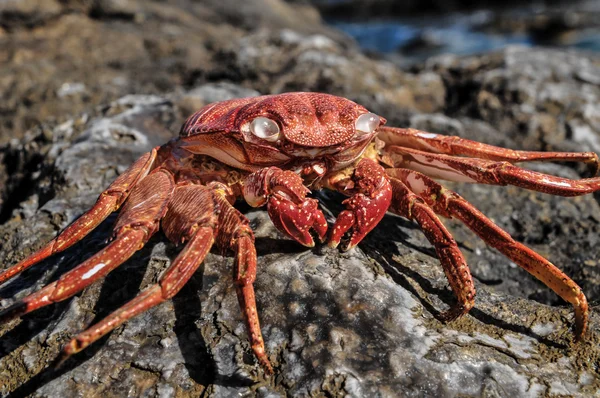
355;113;380;135
250;117;280;142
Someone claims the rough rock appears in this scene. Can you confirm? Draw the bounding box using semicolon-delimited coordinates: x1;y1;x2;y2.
0;0;599;396
291;0;592;18
419;46;600;155
0;81;599;397
0;0;340;145
471;1;600;48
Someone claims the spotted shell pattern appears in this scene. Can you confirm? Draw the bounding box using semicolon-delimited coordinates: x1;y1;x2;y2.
179;92;376;147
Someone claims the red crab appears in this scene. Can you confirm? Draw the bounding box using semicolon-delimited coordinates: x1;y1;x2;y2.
1;92;599;374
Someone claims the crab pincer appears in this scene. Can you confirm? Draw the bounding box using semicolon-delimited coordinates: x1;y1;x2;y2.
329;158;392;251
243;167;328;247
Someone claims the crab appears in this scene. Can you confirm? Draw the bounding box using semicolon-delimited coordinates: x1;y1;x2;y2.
1;92;599;374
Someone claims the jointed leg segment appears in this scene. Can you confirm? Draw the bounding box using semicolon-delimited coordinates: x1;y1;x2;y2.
0;153;274;373
378;127;594;336
1;116;597;377
328;158;393;251
386;146;600;196
63;226;216;358
0;150;158;285
232;229;272;373
243;166;327;247
388;167;589;338
378;126;600;174
62;183;273;373
0;170;174;323
388;177;475;321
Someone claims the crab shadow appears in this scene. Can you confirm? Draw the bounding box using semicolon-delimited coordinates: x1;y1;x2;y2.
361;212;566;349
316;191;567;347
170;232;308;389
2;213;311;395
3;191;572;395
3;225;167;396
0;215;121;362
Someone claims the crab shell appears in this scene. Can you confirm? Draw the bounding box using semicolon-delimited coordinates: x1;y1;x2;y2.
178;92;386;173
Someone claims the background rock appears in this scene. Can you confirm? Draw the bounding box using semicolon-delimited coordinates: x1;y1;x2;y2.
0;0;341;145
289;0;594;19
0;0;599;397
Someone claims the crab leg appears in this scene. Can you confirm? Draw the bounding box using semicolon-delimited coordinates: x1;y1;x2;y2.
387;177;475;321
0;170;174;323
168;183;272;372
389;168;589;338
232;227;273;374
386;146;600;196
61;226;215;360
215;187;272;373
0;150;157;285
378;126;599;174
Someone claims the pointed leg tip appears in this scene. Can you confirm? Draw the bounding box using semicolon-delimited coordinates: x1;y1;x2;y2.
54;350;73;370
574;326;587;343
340;243;354;252
263;363;274;376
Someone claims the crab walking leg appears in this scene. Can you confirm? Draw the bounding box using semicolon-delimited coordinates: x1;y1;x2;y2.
389;168;589;338
387;177;475;321
386;146;600;196
0;171;174;323
328;158;393;251
62;227;215;359
231;228;273;373
164;184;273;373
378;126;600;174
0;150;158;285
243;167;327;247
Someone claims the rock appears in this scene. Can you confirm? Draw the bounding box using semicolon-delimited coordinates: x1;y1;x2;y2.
229;28;446;114
420;46;600;155
290;0;582;19
0;0;600;396
0;82;599;397
471;2;600;48
0;0;62;30
0;0;342;146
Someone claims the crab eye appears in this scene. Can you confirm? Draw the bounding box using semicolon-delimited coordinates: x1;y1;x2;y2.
250;117;280;142
355;113;380;135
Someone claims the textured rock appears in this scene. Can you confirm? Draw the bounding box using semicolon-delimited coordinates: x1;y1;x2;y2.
0;0;599;396
0;0;338;145
420;46;600;155
0;82;599;397
291;0;593;18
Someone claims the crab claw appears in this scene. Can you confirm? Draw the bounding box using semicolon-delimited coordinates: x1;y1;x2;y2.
268;195;327;247
244;167;328;247
329;158;392;251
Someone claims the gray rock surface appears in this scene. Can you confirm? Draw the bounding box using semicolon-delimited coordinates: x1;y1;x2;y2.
0;1;599;397
419;46;600;155
0;81;599;397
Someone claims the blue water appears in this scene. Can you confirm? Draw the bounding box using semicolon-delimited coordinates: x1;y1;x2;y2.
333;20;533;55
330;14;600;58
332;23;420;53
